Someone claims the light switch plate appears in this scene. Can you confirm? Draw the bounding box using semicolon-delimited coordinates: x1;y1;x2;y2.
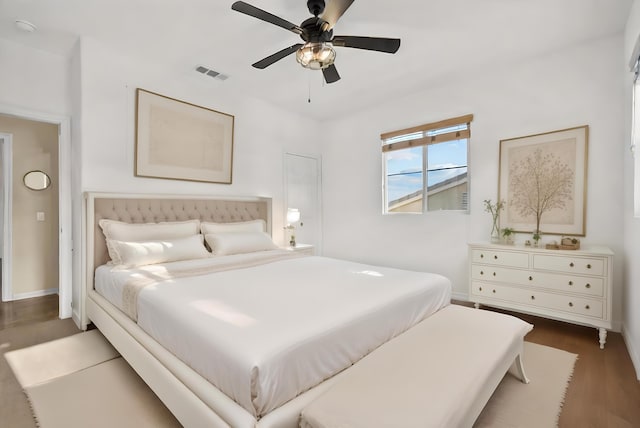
36;211;45;221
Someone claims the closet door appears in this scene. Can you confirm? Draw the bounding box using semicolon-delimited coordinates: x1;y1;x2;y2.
284;152;322;252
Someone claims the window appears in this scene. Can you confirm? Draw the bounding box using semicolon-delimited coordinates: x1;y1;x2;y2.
381;114;473;214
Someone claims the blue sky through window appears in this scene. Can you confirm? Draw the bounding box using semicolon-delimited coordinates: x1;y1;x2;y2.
386;139;467;203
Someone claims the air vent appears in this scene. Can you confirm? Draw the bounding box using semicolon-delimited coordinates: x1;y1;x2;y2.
195;65;228;81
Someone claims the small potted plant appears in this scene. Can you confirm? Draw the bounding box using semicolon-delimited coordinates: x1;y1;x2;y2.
501;227;515;245
532;231;542;247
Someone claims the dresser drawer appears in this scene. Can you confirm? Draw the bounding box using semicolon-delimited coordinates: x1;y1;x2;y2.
471;265;604;297
528;271;604;297
533;254;604;276
471;282;604;319
471;249;528;268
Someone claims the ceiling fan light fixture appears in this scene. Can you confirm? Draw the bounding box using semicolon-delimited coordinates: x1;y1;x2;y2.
296;42;336;70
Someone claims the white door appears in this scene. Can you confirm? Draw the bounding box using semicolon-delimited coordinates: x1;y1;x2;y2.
284;152;322;252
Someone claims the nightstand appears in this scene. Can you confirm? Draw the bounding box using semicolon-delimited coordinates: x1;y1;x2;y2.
284;244;315;255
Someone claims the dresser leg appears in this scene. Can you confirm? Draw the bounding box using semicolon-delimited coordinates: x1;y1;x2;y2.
598;328;607;349
474;302;480;309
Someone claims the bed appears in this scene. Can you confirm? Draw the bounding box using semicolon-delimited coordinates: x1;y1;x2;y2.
82;192;452;427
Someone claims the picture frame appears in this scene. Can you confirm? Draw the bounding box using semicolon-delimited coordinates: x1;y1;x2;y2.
135;88;234;184
498;125;588;236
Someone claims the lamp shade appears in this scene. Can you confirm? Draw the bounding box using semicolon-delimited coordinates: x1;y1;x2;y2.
287;208;301;224
296;42;336;70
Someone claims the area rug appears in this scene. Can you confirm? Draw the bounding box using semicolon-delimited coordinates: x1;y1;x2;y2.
5;329;180;428
5;331;576;428
475;341;577;428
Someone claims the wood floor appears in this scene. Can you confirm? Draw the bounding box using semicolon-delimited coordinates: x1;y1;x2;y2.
1;296;639;427
0;293;58;330
461;303;640;428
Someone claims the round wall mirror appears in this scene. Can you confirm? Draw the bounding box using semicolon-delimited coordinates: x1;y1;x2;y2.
23;170;51;191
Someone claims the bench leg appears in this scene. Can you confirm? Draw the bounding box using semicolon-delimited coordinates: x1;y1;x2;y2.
513;354;530;384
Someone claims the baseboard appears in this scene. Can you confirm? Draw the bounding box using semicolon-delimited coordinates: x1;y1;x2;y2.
451;291;469;302
622;324;640;381
72;308;83;330
10;288;58;301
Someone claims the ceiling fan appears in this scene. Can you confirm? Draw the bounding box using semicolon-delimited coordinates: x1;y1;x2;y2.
231;0;401;84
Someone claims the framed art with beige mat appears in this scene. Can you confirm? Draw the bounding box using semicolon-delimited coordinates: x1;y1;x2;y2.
5;329;576;428
498;125;588;236
135;88;234;184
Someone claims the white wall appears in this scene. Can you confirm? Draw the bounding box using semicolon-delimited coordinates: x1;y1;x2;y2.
624;0;640;379
321;36;626;330
0;38;70;115
72;37;322;320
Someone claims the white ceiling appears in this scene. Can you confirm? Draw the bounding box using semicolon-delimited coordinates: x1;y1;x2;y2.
0;0;633;121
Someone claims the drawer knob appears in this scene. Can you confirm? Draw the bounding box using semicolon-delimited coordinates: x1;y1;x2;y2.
494;255;498;260
479;286;483;291
587;264;592;269
586;283;591;289
585;305;590;310
529;276;533;281
569;302;574;307
480;270;484;275
569;262;574;267
492;289;496;294
568;281;573;286
480;254;484;258
531;295;535;300
492;272;496;276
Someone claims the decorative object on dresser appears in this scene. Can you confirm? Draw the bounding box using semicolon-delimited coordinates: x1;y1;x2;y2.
498;125;588;237
469;242;613;349
501;227;515;245
483;199;505;244
135;88;234;184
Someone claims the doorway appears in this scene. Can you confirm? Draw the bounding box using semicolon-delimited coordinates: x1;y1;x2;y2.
0;106;72;320
284;152;322;252
0;133;12;302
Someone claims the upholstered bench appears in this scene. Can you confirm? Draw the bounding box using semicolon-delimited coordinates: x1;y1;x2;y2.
300;304;533;428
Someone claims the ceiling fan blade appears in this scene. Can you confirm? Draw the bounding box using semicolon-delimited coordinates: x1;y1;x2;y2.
321;0;355;29
252;44;304;69
332;36;400;54
231;1;302;35
322;64;341;84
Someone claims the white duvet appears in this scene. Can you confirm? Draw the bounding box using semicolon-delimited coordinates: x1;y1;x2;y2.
95;251;451;417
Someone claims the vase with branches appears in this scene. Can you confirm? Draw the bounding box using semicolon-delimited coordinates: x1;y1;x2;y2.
483;199;504;243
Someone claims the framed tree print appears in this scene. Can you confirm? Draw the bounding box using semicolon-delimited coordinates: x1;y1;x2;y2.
135;88;234;184
498;125;588;236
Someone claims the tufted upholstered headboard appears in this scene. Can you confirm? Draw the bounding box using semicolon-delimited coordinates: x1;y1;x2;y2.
86;192;272;270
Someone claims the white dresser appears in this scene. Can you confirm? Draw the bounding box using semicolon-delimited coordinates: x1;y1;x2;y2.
468;243;613;348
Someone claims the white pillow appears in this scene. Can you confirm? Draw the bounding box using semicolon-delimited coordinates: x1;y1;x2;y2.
200;219;266;235
107;235;210;268
205;232;277;256
99;219;201;242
